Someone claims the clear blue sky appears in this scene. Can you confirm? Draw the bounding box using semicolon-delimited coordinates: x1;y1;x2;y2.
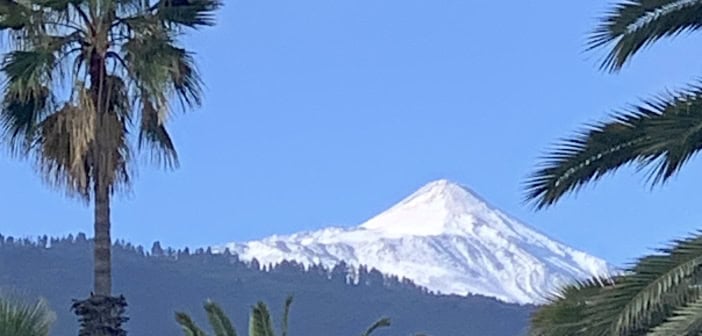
2;1;702;266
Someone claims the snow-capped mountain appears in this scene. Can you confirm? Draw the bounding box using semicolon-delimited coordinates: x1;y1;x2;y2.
214;179;614;304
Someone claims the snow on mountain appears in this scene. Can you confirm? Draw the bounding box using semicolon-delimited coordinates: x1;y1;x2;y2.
214;179;614;304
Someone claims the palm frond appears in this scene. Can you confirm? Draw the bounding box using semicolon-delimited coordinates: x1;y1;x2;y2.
35;102;93;198
525;86;702;209
122;29;202;168
153;0;222;29
647;295;702;336
122;30;203;109
361;317;391;336
175;311;207;336
0;0;87;51
634;88;702;185
586;232;702;334
280;295;292;336
525;109;654;209
529;277;614;336
0;26;83;153
529;234;702;335
35;82;131;198
2;50;57;99
137;94;178;167
0;85;51;153
249;302;275;336
0;1;32;31
169;46;203;109
203;300;237;336
0;296;55;336
590;0;702;71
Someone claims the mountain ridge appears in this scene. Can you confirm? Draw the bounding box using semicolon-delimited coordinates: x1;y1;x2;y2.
215;179;614;304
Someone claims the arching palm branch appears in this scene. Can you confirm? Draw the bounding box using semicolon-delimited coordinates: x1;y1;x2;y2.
525;0;702;209
360;317;391;336
0;0;220;297
0;295;55;336
530;232;702;335
529;277;614;336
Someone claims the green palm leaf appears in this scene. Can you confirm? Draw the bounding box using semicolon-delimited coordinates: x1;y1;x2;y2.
532;232;702;335
590;0;702;72
175;311;207;336
0;296;55;336
0;85;50;152
526;86;702;209
529;277;614;336
528;232;702;335
120;28;202;168
204;300;237;336
647;295;702;335
153;0;222;29
361;317;391;336
587;234;702;334
249;302;275;336
0;1;32;31
2;50;56;96
280;295;292;336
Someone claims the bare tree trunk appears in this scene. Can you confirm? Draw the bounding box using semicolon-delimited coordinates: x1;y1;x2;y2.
93;179;111;296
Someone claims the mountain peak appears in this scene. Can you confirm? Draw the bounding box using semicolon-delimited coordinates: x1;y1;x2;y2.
403;179;488;207
410;179;473;198
217;179;614;304
359;179;496;236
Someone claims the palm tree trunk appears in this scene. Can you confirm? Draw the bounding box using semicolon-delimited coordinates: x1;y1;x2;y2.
93;179;111;296
89;42;112;296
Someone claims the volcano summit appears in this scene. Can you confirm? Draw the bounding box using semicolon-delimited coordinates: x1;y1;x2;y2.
216;179;613;304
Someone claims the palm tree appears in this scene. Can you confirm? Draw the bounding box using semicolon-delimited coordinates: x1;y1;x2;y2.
0;0;220;299
175;296;393;336
0;295;55;336
525;0;702;209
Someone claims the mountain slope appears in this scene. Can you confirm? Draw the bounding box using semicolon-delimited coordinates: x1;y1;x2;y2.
216;179;613;304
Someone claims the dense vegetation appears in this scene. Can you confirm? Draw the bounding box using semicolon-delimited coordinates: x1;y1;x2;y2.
0;234;533;335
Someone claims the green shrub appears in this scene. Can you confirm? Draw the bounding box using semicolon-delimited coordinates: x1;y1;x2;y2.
175;295;391;336
0;295;55;336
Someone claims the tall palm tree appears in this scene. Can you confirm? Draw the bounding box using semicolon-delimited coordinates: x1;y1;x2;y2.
0;0;220;297
525;0;702;209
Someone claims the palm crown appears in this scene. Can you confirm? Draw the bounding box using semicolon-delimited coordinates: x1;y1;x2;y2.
0;0;219;196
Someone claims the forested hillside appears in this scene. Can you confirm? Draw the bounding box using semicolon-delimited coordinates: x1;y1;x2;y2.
0;234;532;335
